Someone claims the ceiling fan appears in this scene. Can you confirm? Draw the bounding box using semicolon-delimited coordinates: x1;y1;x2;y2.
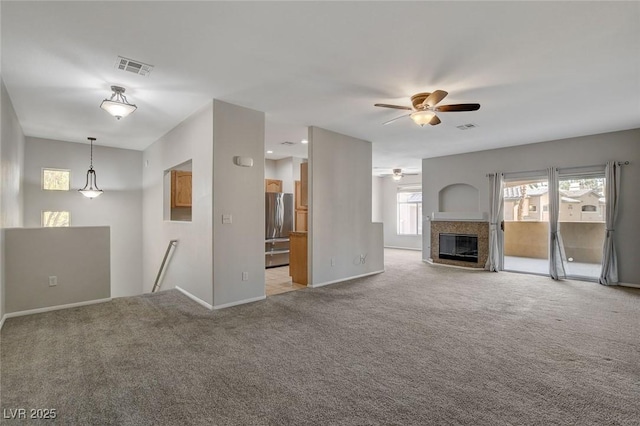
374;90;480;126
376;168;419;181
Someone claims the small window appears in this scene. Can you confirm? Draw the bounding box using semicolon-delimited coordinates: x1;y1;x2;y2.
397;188;422;235
528;205;537;212
42;211;70;227
43;168;70;191
581;205;597;212
542;205;548;212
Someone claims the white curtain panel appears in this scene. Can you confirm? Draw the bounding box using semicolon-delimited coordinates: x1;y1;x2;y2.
548;167;566;280
599;161;620;285
485;173;504;272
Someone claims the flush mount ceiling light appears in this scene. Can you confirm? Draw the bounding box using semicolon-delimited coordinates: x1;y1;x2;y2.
78;137;103;198
100;86;137;120
392;168;404;181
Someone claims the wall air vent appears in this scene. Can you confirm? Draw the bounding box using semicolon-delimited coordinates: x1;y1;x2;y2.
456;123;478;130
115;56;154;76
281;141;296;145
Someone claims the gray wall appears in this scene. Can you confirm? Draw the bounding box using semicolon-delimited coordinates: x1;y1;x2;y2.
142;102;214;305
372;176;383;223
422;128;640;285
381;173;422;250
23;137;143;297
265;157;305;194
5;227;110;313
0;80;25;320
212;100;266;308
308;126;384;286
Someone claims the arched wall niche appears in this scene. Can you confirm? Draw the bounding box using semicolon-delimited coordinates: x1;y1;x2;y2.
438;183;479;212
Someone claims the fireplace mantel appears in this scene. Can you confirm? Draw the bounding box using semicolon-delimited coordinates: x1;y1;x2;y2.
431;212;488;222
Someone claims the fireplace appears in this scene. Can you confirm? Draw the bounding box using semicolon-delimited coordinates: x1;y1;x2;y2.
439;233;478;263
431;220;488;268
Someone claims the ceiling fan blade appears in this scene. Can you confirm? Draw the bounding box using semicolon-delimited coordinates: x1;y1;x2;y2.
429;115;441;126
374;103;413;111
435;103;481;112
382;113;411;125
421;90;448;108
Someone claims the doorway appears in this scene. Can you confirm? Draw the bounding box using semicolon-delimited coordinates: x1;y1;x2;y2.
502;176;549;275
557;174;606;280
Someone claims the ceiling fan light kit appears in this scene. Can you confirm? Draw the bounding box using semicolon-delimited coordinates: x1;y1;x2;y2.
410;110;435;127
100;85;137;120
375;90;480;127
392;168;404;181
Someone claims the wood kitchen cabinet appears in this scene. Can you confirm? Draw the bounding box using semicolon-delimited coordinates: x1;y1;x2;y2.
289;231;308;285
300;162;308;206
265;179;283;193
295;180;308;232
171;170;192;208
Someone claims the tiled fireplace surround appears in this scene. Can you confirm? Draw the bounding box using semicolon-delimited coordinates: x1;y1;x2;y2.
430;221;489;268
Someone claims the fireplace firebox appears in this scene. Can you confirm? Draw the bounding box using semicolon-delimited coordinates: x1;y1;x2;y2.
439;233;478;263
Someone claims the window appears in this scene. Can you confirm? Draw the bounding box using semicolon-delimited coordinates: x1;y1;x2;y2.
43;168;70;191
397;186;422;235
581;205;597;212
42;211;70;227
528;205;537;212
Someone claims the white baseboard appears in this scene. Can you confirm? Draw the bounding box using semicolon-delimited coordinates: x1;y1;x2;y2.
1;298;112;325
619;282;640;289
423;258;486;271
384;246;422;251
0;314;6;331
175;286;213;310
310;269;385;288
213;295;266;310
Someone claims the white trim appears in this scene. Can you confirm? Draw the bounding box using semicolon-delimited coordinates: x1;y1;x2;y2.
0;315;6;331
310;269;385;288
175;286;213;310
384;245;422;251
619;282;640;289
431;212;488;222
213;295;266;310
1;298;112;320
423;258;485;271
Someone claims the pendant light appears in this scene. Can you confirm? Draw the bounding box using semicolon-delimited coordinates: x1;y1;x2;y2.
100;86;137;120
78;137;103;198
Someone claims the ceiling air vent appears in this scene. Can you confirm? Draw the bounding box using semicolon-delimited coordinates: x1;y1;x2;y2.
281;141;296;145
456;123;478;130
115;56;154;76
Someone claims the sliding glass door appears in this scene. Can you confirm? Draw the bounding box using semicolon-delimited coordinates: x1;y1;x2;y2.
557;174;606;280
502;176;549;275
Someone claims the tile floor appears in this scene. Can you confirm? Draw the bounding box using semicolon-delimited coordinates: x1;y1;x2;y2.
504;255;601;280
265;266;307;296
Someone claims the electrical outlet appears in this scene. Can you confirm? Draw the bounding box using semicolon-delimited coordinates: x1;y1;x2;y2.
242;272;249;281
49;276;57;287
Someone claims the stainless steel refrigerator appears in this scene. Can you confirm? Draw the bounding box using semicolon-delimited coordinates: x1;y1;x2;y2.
265;192;293;268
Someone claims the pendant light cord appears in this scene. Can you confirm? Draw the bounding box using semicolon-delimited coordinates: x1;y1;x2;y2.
88;137;96;170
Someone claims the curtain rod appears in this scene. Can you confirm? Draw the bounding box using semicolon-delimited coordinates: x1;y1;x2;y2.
486;161;629;177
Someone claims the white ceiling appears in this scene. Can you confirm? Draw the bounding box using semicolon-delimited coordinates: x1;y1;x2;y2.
2;1;639;175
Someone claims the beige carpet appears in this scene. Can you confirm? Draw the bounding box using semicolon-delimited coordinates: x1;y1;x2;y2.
1;249;639;425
